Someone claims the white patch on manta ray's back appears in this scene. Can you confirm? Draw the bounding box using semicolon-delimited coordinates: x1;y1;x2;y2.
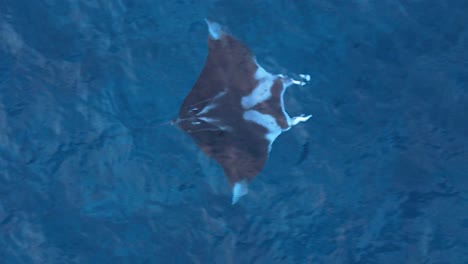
243;110;282;150
197;117;231;132
197;103;217;116
198;117;219;124
196;91;227;116
241;65;276;109
212;90;227;101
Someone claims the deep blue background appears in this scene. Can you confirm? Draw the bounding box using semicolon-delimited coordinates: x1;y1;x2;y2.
1;0;467;263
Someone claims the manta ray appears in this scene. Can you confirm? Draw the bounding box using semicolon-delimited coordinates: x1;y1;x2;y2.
174;20;311;204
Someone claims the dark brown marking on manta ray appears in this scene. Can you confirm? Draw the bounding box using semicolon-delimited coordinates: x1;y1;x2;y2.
176;20;311;204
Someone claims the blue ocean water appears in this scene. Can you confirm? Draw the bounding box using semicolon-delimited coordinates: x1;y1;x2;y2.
1;0;467;263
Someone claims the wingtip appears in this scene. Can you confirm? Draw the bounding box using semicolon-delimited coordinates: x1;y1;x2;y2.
204;19;223;40
231;180;248;205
